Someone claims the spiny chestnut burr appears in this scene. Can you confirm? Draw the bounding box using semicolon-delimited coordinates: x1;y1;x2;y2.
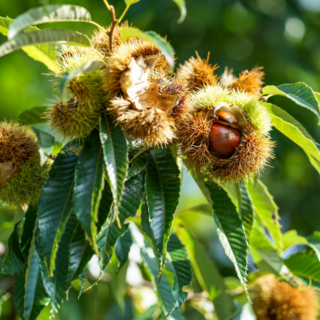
208;111;241;159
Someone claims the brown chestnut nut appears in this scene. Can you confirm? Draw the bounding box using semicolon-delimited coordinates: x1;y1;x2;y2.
216;111;239;124
212;118;242;131
209;124;241;159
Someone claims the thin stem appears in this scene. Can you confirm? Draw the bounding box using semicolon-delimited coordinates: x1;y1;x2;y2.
108;5;118;52
117;4;131;25
102;0;112;12
90;21;109;34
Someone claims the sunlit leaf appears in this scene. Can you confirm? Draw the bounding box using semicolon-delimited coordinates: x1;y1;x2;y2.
120;27;175;67
166;233;192;316
18;106;47;126
130;224;185;319
174;219;235;319
247;179;283;253
0;16;14;36
8;5;91;39
37;141;79;276
172;0;187;23
145;148;181;275
205;180;249;296
267;103;320;172
0;28;91;59
251;220;297;287
283;230;320;262
110;256;129;313
263;83;320;119
124;0;140;5
284;252;320;289
21;44;59;72
0;16;59;71
100;113;128;216
74;130;105;252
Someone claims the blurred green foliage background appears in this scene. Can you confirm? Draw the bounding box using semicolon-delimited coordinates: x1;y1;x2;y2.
0;0;320;319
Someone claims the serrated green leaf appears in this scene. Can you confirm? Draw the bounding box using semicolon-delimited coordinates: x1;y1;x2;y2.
129;224;185;320
0;16;59;71
284;252;320;289
174;219;235;320
97;172;144;269
61;61;105;96
205;180;249;296
247;179;283;253
100;113;128;217
250;219;297;287
141;199;153;240
21;206;38;260
267;103;320;172
8;5;91;39
78;268;87;299
14;220;49;320
52;141;63;156
237;182;254;244
190;169;212;205
0;28;91;59
74;130;105;252
0;17;12;36
37;141;79;276
128;150;149;180
18;106;47;126
282;230;308;250
133;305;158;320
145;148;181;275
68;184;113;283
115;229;133;269
263;83;320;119
20;44;59;72
120;27;175;67
40;214;78;314
1;223;25;275
110;256;129;313
283;230;320;262
172;0;187;23
31;126;55;154
166;233;192;316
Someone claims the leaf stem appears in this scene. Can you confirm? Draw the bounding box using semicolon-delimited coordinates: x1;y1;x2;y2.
102;0;112;12
117;4;131;25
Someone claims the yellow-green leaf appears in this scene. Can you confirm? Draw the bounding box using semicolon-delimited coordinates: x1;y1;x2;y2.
120;27;175;67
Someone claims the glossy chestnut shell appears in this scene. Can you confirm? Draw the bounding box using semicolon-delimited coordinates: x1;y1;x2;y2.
208;111;241;159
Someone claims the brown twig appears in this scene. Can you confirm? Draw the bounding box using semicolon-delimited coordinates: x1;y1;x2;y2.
108;5;118;52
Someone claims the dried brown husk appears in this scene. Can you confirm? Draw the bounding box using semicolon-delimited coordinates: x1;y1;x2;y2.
253;274;318;320
221;66;265;96
0;122;38;165
103;39;170;100
177;52;219;92
109;78;188;147
103;35;189;147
